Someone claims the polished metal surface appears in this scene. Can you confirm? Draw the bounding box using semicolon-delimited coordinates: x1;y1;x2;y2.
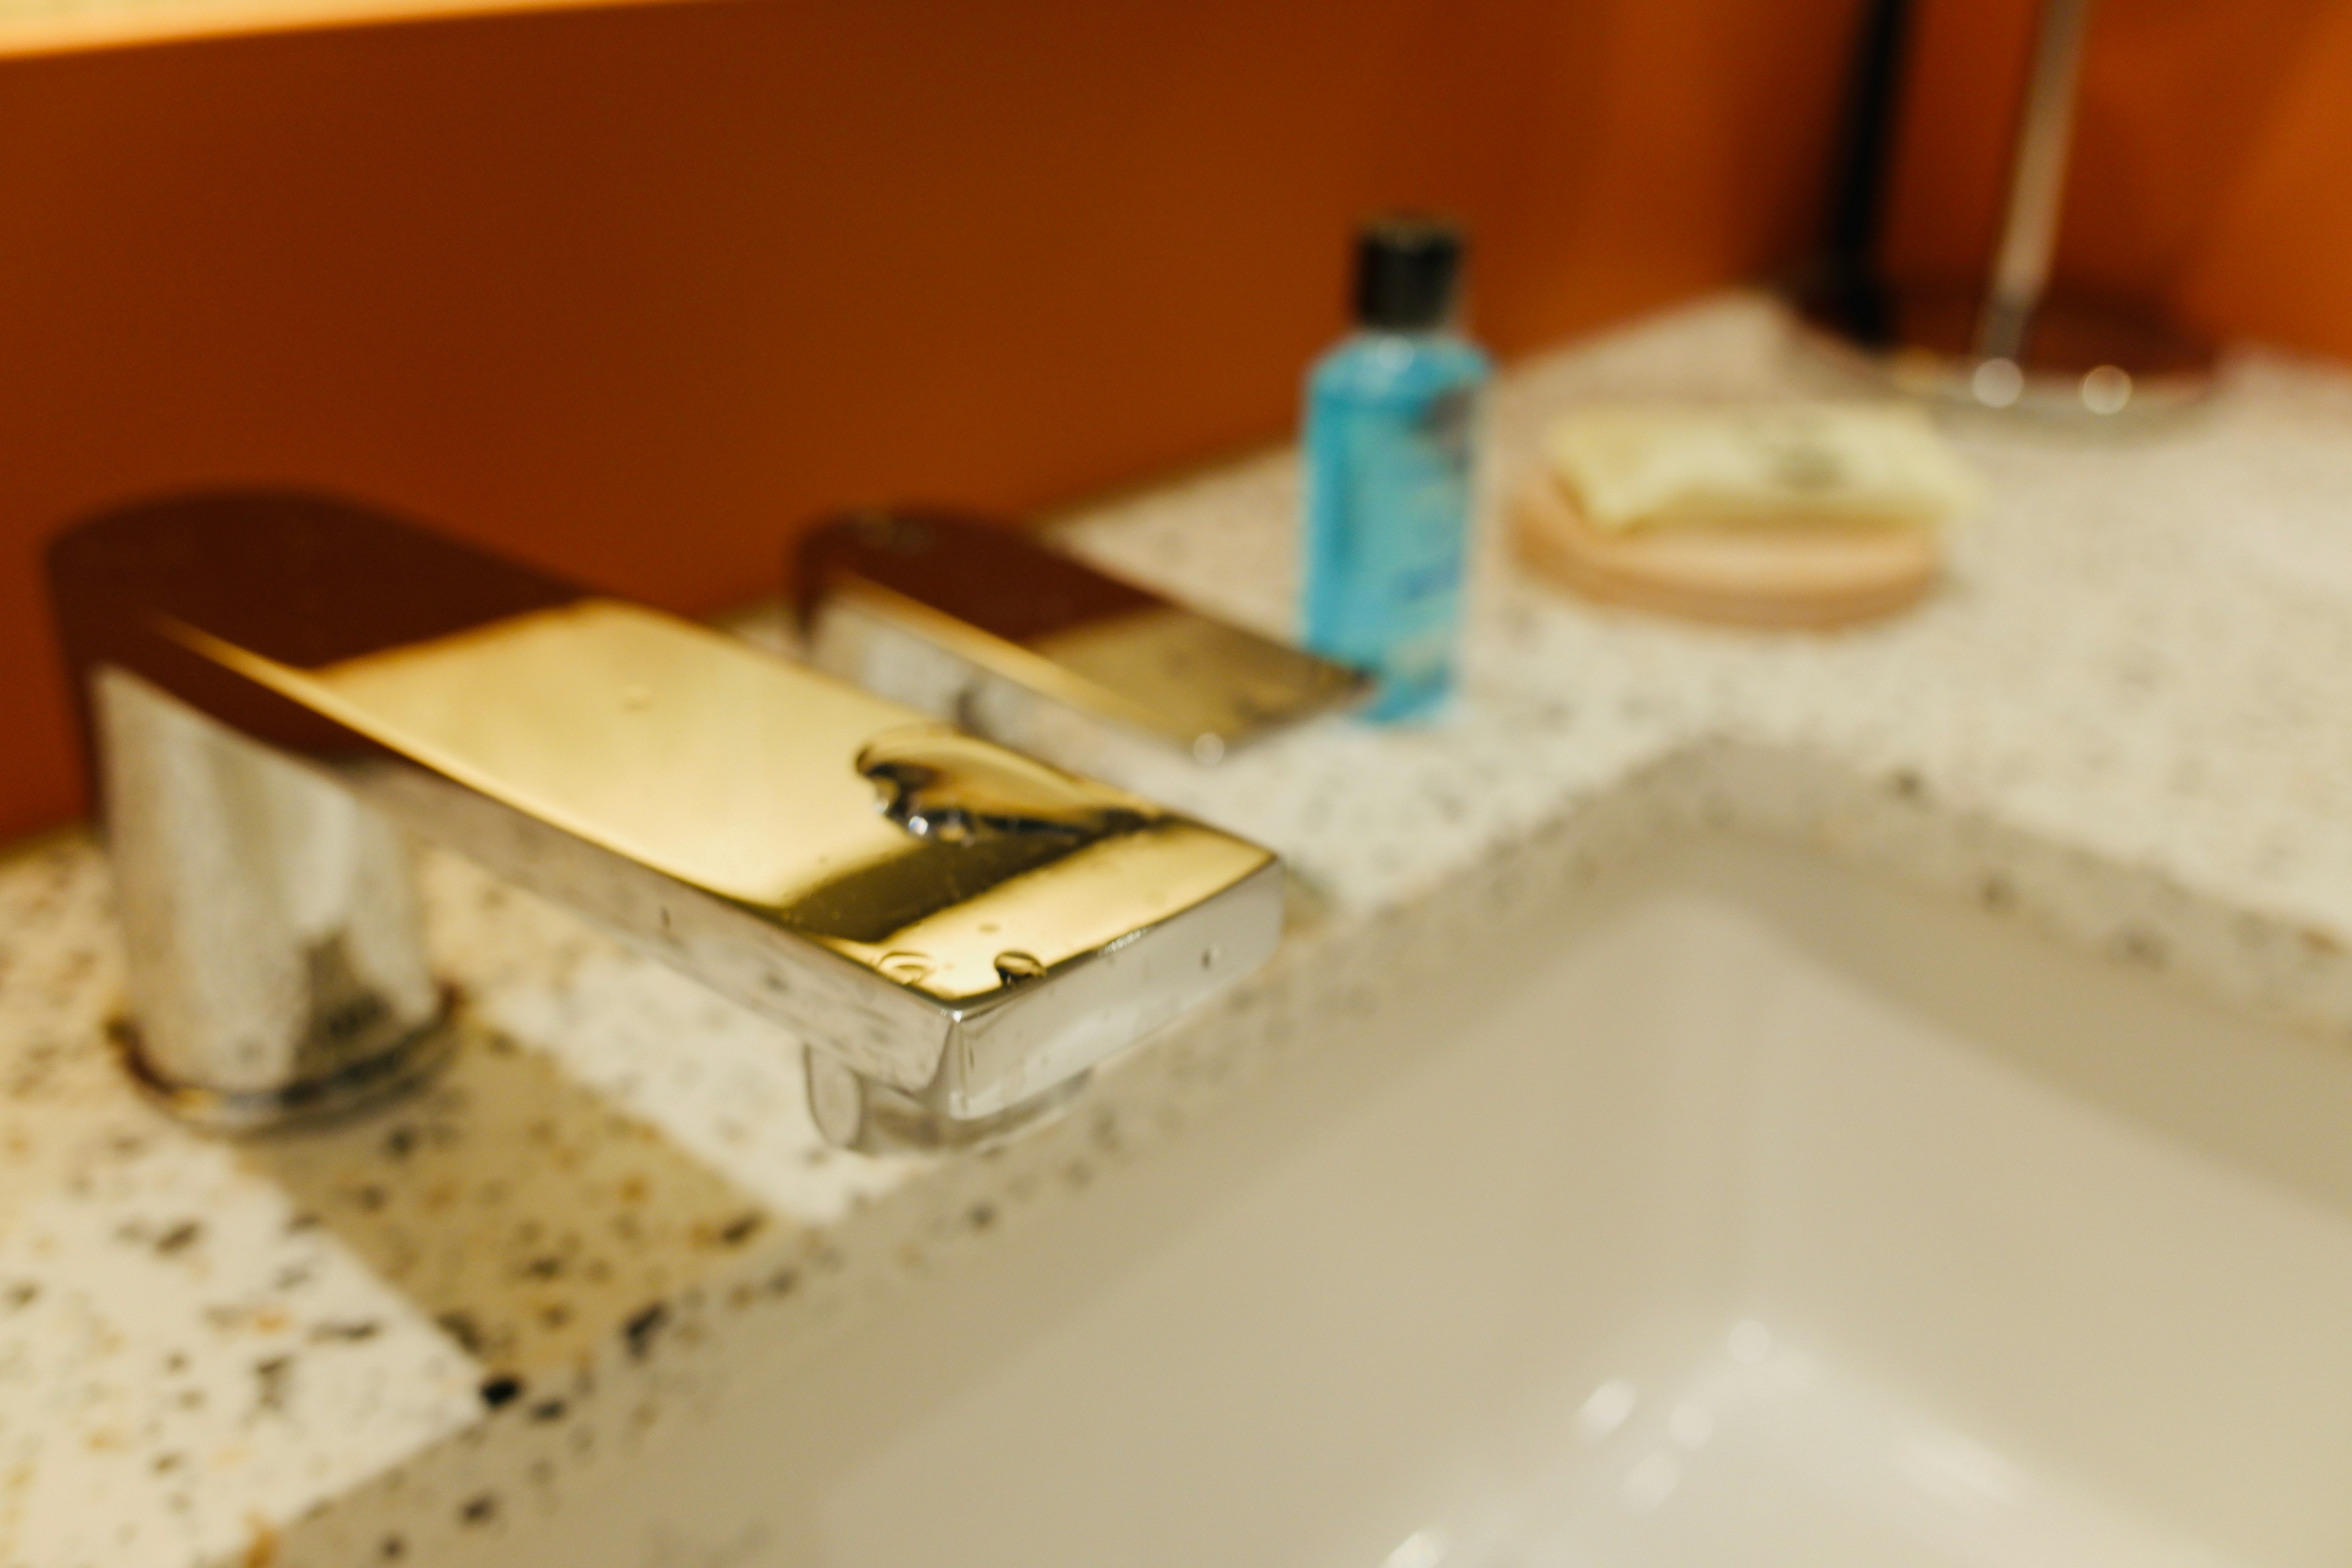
48;492;1283;1137
92;666;454;1128
797;508;1369;765
1974;0;2091;365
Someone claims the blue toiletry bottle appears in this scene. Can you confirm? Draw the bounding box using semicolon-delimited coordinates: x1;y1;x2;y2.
1301;214;1491;723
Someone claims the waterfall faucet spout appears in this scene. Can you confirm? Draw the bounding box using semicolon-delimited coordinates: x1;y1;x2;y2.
47;493;1282;1144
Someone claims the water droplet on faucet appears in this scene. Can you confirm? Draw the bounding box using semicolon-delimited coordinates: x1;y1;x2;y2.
858;727;1156;846
878;951;933;984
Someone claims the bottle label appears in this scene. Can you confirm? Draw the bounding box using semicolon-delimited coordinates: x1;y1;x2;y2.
1302;367;1480;718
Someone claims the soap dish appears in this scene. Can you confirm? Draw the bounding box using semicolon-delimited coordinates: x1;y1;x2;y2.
1511;473;1940;631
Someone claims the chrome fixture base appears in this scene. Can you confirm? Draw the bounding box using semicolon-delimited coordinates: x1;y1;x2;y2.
108;990;458;1133
91;663;451;1127
1786;282;2216;428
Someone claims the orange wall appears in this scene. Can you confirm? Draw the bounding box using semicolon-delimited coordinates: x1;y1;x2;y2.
3;0;2349;842
1877;0;2350;326
0;0;1866;840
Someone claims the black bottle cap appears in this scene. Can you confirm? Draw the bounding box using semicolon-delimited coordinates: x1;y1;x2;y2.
1352;214;1466;331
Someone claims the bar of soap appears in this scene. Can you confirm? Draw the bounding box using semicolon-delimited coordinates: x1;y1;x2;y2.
1542;402;1980;534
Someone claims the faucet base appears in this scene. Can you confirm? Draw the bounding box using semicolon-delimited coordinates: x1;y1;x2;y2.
107;985;459;1133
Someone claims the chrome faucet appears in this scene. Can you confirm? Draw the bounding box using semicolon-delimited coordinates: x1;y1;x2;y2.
47;492;1283;1147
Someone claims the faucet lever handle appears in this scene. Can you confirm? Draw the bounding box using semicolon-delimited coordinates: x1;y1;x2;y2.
797;507;1369;767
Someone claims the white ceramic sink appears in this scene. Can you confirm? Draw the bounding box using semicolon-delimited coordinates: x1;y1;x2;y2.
483;834;2352;1568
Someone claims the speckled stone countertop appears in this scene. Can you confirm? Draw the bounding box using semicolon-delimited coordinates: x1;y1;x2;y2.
7;293;2352;1567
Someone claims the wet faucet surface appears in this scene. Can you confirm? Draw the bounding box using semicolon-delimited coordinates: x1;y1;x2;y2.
46;492;1283;1140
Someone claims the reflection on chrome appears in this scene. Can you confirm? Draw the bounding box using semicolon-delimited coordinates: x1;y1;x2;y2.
1972;356;2027;409
2081;364;2135;417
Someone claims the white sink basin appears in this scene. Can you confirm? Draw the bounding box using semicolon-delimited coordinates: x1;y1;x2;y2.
483;835;2352;1568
